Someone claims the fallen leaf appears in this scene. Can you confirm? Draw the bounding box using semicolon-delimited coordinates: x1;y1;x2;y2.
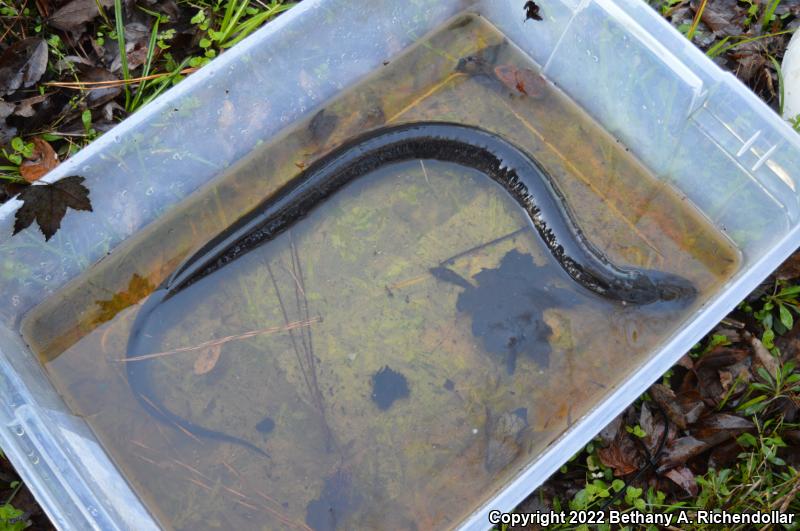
13;175;93;240
697;0;743;37
678;388;707;425
108;22;152;72
20;137;59;182
47;0;114;32
665;466;699;496
10;94;49;118
494;65;546;98
0;38;48;96
746;332;780;378
691;413;753;446
75;65;121;108
194;344;222;375
657;436;710;472
598;421;645;476
94;274;155;325
718;361;750;396
598;415;623;446
676;353;694;369
708;440;744;469
732;51;767;84
0;101;16;144
640;402;672;456
649;384;688;430
776;251;800;280
695;346;749;370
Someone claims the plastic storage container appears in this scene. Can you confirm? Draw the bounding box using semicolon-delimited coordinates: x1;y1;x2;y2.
1;0;799;529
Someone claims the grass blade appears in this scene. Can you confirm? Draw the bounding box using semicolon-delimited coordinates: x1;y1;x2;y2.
708;28;796;58
130;18;159;112
768;54;784;116
761;0;781;31
114;0;131;109
687;0;708;42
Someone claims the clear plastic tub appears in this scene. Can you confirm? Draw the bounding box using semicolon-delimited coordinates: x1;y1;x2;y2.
0;0;799;529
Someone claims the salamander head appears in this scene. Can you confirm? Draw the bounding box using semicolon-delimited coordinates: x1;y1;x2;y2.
615;270;698;306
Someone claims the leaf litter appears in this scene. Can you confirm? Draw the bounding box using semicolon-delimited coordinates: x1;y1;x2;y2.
13;175;92;240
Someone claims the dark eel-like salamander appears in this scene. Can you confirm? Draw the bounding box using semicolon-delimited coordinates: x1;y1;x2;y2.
126;122;696;457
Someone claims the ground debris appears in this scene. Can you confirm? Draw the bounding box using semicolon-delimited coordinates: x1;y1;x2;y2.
13;175;92;240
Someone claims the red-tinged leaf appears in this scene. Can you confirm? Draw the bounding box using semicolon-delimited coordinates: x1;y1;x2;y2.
598;422;645;477
19;137;59;183
657;436;710;472
665;466;698;497
493;65;547;98
13;175;92;241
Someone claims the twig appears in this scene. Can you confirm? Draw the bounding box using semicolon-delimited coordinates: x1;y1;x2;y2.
119;317;320;362
44;68;199;90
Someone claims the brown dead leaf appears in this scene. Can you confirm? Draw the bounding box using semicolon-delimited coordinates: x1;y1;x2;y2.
598;415;623;446
0;38;48;96
650;384;688;430
719;360;751;395
678;388;707;425
696;0;743;37
598;421;645;476
708;440;744;469
676;353;694;369
640;402;674;456
48;0;114;32
494;65;546;98
691;413;753;446
194;344;222;375
94;274;154;325
776;251;800;280
695;346;749;370
665;466;699;496
746;332;781;377
657;436;710;472
75;65;122;108
20;137;59;182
